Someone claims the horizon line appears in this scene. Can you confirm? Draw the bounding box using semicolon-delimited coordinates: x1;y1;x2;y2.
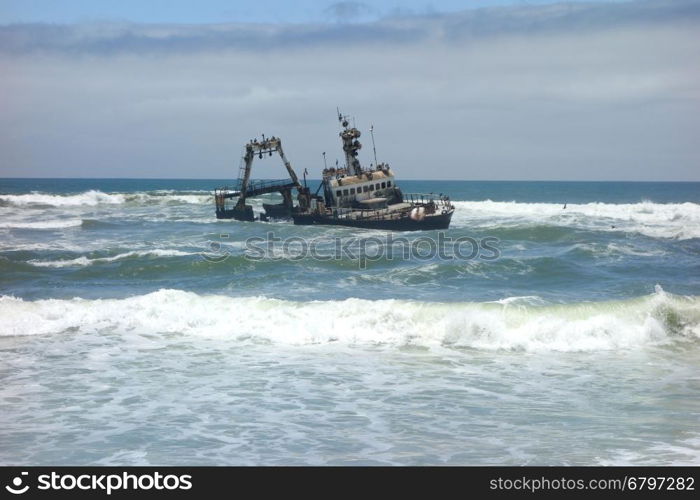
1;177;699;183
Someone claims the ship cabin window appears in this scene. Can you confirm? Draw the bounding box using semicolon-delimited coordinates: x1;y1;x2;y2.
369;184;374;191
387;181;392;187
336;190;342;197
363;185;369;193
375;183;380;190
381;182;386;189
343;189;349;196
350;188;355;195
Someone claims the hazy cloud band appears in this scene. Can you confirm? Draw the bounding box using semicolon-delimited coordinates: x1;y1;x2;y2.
1;0;698;180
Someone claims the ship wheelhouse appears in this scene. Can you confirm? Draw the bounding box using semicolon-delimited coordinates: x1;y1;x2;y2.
323;165;399;209
320;111;406;210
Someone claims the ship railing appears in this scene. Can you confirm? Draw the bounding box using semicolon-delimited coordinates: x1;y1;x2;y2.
331;207;410;222
327;193;453;221
359;210;407;221
402;192;453;207
215;178;295;201
232;178;294;192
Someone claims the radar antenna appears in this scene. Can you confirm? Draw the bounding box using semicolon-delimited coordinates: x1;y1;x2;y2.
370;124;378;168
336;108;363;176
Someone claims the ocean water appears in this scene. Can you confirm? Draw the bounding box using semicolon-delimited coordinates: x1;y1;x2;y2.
0;178;699;465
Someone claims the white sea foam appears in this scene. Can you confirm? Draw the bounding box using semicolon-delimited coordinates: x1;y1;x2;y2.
29;249;195;268
490;295;547;306
0;189;212;207
0;219;84;229
1;287;697;351
602;242;667;257
0;241;87;252
598;434;700;466
165;194;212;204
451;200;700;239
0;190;126;207
125;193;211;204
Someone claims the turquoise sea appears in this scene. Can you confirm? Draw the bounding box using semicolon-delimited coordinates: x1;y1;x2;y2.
1;178;699;465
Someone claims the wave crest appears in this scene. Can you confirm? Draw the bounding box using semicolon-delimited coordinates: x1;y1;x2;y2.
0;189;212;207
28;249;196;268
1;287;697;351
0;190;126;207
0;219;83;229
451;200;700;239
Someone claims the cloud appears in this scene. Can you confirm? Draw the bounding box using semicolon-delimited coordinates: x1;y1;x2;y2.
0;0;698;180
323;2;373;23
1;0;699;55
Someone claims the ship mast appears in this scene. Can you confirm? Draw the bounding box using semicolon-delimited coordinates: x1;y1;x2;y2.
337;109;363;176
370;124;378;167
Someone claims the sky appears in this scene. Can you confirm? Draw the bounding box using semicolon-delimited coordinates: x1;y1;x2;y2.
0;0;698;180
0;0;625;24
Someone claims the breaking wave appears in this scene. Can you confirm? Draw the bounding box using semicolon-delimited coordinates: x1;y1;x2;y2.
0;190;127;207
0;190;212;207
126;192;212;204
0;219;84;229
28;249;196;268
1;286;698;351
451;200;700;240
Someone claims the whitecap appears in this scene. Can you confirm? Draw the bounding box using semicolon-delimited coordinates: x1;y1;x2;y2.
450;200;700;240
0;190;126;207
0;219;84;229
1;287;697;352
29;249;195;268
